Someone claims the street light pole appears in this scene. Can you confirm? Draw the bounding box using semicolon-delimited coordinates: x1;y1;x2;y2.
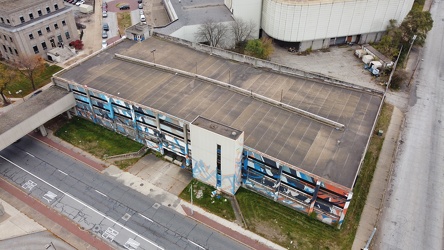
151;49;156;64
404;35;417;68
190;185;193;215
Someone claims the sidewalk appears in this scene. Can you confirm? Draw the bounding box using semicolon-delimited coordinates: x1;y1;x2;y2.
351;107;404;250
0;178;111;250
24;129;285;250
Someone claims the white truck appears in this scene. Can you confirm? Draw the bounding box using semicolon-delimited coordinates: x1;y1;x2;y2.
79;4;93;14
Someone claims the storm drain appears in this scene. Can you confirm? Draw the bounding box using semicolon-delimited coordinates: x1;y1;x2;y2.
122;213;131;221
152;203;161;209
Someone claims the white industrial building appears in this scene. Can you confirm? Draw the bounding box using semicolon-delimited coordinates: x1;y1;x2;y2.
156;0;415;52
227;0;415;51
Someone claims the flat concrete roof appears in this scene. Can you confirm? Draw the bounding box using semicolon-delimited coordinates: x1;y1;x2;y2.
0;86;70;134
57;37;382;188
192;116;243;140
154;0;233;35
0;0;48;14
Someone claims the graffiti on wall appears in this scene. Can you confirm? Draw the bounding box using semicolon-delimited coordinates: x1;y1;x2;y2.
242;147;351;228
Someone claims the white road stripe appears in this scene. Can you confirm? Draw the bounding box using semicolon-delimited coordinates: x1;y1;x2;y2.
0;155;164;250
57;169;68;175
95;189;107;197
25;152;35;158
188;239;206;250
138;213;153;222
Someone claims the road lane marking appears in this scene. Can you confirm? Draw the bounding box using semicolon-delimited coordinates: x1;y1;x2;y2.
138;213;153;222
0;154;164;250
187;239;206;250
57;169;68;175
95;189;107;197
25;152;35;158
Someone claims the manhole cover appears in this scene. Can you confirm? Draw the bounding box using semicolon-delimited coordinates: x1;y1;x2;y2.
152;203;161;209
122;213;131;221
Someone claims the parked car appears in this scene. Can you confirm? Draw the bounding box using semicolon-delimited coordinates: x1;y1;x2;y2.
102;11;107;17
76;0;85;6
102;2;108;11
138;3;143;9
103;23;109;31
138;0;142;3
102;40;107;49
119;4;130;10
140;14;146;22
102;30;108;38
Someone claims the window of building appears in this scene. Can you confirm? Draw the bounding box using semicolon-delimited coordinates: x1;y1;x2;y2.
20;16;25;23
37;30;42;36
29;13;34;20
54;4;59;10
9;37;12;42
46;7;51;14
50;39;56;48
0;17;4;23
54;23;59;29
65;31;70;40
8;47;12;54
2;45;6;52
33;45;39;54
14;49;18;55
6;19;10;24
38;10;42;17
62;20;66;26
46;26;50;32
57;34;63;44
29;33;34;40
41;41;47;50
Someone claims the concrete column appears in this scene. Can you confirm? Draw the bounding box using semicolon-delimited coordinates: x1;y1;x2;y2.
308;181;321;215
66;110;72;119
338;192;353;229
183;123;190;166
39;125;48;137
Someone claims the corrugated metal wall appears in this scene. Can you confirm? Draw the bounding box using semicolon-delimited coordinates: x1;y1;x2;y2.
262;0;415;42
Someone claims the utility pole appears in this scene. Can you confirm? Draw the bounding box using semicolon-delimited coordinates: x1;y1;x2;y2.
190;185;193;215
404;35;417;68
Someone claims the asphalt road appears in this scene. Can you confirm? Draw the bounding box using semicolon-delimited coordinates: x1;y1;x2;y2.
0;136;249;250
375;2;444;250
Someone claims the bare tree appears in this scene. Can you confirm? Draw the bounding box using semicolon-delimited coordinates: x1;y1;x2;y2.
0;65;17;105
230;18;256;47
15;55;45;90
195;19;229;47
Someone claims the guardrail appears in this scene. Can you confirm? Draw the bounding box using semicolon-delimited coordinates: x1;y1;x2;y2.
104;146;149;160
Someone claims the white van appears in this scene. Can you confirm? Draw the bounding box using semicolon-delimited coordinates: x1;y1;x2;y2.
140;14;146;22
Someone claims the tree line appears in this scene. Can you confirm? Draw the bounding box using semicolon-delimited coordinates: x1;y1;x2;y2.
195;18;274;60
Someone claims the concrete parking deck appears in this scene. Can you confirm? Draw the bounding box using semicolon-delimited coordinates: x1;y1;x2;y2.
56;37;381;188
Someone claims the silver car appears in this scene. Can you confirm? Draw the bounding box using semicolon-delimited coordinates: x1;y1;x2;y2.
102;30;108;38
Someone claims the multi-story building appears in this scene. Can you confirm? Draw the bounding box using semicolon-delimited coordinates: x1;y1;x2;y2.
226;0;415;51
0;0;78;61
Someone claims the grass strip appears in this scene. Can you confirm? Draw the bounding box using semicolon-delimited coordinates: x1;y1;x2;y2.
55;117;143;159
179;180;236;221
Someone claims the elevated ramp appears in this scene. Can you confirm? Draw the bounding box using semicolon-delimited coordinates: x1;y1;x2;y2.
0;85;75;151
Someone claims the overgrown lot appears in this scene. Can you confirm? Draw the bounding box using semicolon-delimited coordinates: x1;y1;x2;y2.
55;117;143;160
